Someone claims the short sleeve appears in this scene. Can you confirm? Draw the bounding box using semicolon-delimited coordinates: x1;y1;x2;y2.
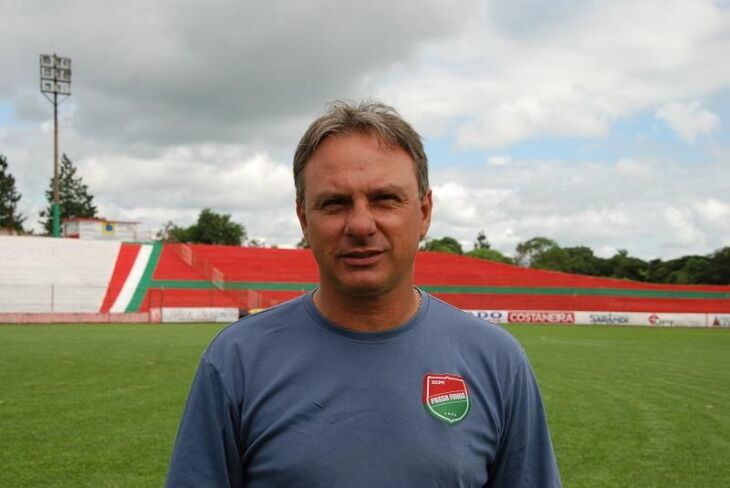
165;354;244;488
487;356;561;488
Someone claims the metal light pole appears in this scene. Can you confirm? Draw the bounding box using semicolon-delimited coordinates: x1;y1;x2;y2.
40;54;72;237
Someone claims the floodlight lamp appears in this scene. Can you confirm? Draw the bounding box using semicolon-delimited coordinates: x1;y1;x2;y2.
56;69;71;82
41;80;54;93
56;82;71;95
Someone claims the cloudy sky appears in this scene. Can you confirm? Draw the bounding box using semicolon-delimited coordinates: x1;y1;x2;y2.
1;0;729;259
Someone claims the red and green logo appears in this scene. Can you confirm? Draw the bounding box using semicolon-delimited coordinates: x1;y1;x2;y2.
423;373;470;425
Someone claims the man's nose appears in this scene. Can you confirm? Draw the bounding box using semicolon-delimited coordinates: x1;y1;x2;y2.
345;202;377;238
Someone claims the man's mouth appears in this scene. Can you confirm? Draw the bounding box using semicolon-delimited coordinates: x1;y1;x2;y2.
339;249;384;265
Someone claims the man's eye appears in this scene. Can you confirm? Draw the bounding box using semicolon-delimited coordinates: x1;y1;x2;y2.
321;199;346;210
374;194;399;205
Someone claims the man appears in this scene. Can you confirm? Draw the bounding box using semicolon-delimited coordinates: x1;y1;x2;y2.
165;101;561;487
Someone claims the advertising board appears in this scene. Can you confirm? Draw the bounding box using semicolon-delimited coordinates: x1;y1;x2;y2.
465;310;508;323
161;307;238;323
646;313;706;327
574;312;646;326
507;311;575;324
467;310;728;327
710;315;730;328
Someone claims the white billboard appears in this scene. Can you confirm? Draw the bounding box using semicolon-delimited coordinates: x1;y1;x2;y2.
710;314;730;328
161;307;238;323
466;310;509;324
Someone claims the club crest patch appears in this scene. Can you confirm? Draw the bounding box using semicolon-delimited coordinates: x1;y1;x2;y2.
423;373;470;425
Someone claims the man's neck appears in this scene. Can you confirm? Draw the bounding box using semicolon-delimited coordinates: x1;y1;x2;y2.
313;283;421;333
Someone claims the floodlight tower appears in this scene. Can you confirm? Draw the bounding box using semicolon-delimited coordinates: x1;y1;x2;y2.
40;53;72;237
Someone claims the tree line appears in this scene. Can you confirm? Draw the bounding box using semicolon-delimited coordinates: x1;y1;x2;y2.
422;234;730;286
1;153;727;285
1;153;98;234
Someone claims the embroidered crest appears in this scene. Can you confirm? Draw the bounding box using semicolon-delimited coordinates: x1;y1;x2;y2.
423;373;470;425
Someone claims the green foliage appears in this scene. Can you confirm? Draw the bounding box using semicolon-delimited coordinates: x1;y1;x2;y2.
559;246;608;276
645;256;688;284
160;208;246;246
466;231;513;263
39;154;97;234
608;249;648;281
465;247;514;264
474;230;490;250
515;236;558;267
512;236;730;285
646;248;730;285
706;247;730;285
422;231;727;284
0;154;25;232
422;236;464;254
157;221;185;242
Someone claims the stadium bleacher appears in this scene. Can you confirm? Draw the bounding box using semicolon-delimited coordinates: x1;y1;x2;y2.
1;237;728;317
0;236;119;312
136;244;730;314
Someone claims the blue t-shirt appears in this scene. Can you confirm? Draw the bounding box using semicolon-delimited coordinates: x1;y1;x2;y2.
165;291;561;487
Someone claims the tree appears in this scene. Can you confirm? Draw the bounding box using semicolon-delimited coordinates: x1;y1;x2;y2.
39;154;97;234
0;154;25;232
515;237;558;267
607;249;648;281
159;208;246;246
645;248;729;285
667;257;712;284
560;246;609;276
157;221;190;242
531;245;572;271
508;236;726;284
705;246;730;285
474;230;490;250
466;247;514;264
422;236;464;254
296;236;310;249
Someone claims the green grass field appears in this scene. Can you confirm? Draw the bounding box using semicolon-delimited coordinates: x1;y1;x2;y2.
1;323;728;487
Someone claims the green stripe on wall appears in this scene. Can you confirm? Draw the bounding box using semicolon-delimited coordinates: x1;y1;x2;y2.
147;279;730;300
150;280;317;291
419;285;730;299
125;242;163;312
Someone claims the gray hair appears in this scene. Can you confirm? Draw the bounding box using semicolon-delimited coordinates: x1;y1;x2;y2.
293;100;429;205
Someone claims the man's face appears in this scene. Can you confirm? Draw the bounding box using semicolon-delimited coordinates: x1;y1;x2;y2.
297;132;432;298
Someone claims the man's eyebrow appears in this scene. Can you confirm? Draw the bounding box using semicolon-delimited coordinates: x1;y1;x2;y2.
312;192;350;204
369;185;408;197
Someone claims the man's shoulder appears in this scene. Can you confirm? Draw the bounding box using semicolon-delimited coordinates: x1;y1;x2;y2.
205;295;307;359
424;293;526;359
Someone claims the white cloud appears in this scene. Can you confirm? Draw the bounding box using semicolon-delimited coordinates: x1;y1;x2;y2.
664;207;706;247
428;155;730;260
615;158;653;178
80;147;298;241
2;0;730;259
380;0;730;148
694;198;730;223
431;182;480;227
487;155;512;166
655;101;721;142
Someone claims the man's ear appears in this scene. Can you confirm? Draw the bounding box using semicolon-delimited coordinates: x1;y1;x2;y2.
419;189;433;240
